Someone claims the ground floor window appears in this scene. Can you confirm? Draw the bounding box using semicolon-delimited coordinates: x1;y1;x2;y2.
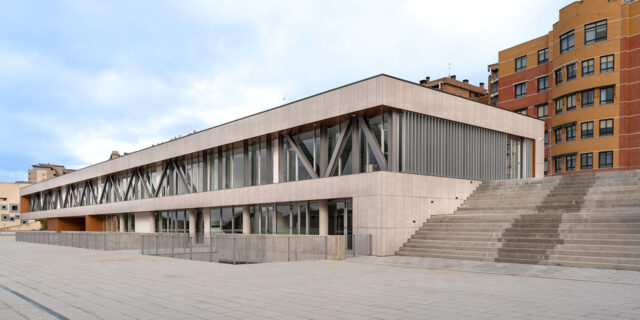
154;210;190;233
122;213;135;232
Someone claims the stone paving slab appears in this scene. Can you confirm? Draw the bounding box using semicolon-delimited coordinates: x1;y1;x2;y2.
0;240;639;319
348;255;640;285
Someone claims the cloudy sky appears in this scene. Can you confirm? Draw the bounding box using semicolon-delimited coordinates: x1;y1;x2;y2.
0;0;575;182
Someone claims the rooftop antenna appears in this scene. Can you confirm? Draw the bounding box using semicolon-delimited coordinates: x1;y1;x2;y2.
448;63;452;77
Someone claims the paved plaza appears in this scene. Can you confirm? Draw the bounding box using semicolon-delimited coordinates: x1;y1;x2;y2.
0;239;639;319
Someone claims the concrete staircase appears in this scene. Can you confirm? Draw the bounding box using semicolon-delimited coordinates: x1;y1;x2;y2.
396;170;640;271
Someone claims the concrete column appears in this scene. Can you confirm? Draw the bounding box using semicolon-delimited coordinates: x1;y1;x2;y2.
319;200;328;236
203;209;211;238
189;209;196;237
134;212;154;233
118;214;125;232
242;205;250;234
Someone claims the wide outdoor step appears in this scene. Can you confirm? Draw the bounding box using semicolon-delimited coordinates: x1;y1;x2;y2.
546;254;640;265
396;247;496;259
397;170;640;271
549;249;640;259
395;251;493;262
540;260;640;271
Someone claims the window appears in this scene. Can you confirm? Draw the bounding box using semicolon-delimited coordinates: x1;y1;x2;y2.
599;151;613;168
555;157;562;173
538;48;549;64
600;86;614;105
582;90;594;107
515;108;527;115
555;127;563;144
544;158;548;176
560;30;575;54
566;124;576;141
599;118;614;136
537;104;548;119
9;204;19;213
566;155;576;172
555;68;563;85
585;20;607;45
567;63;577;81
581;121;593;139
515;82;527;98
491;96;498;107
581;153;593;170
600;55;614;73
537;76;549;92
555;98;564;115
582;59;594;76
515;55;527;72
567;94;576;111
545;131;549;146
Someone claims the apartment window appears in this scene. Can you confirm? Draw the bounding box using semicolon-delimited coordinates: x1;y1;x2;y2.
600;86;614;105
566;155;576;172
554;127;563;144
566;124;576;141
599;151;613;168
544;158;548;175
555;98;564;115
581;153;593;170
538;48;549;65
491;82;499;94
515;108;527;115
582;59;594;76
537;104;548;119
582;90;594;107
581;121;593;139
537;76;549;92
599;118;614;136
554;157;562;173
491;96;498;107
515;82;527;98
567;94;576;111
560;30;575;54
600;55;614;73
545;131;549;146
515;55;527;72
555;68;563;85
567;63;577;81
585;20;607;45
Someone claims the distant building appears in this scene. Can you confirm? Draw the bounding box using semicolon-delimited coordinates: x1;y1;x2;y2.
419;75;488;104
493;0;640;175
487;63;499;107
0;181;32;228
28;164;75;184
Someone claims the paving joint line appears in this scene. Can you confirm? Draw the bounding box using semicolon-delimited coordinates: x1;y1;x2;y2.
0;283;69;320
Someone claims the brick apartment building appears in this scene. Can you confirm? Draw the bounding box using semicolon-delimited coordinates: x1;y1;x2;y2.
492;0;640;175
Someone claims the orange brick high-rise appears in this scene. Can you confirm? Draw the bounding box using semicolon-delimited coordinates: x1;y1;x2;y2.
494;0;640;175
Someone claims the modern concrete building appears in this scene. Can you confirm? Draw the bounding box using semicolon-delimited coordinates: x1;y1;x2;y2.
493;0;640;176
28;164;75;184
19;75;543;255
419;75;488;104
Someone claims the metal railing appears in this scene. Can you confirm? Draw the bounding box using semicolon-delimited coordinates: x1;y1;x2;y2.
15;231;143;250
142;234;371;264
346;234;373;257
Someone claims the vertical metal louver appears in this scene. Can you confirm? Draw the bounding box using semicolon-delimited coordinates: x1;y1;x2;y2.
401;111;532;180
